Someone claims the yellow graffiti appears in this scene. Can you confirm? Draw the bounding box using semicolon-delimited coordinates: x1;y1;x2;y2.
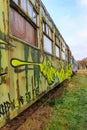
0;39;8;44
11;58;72;85
13;98;19;108
40;60;57;84
11;58;40;68
0;39;16;48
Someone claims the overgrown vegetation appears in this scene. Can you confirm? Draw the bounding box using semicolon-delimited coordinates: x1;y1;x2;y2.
44;73;87;130
77;57;87;69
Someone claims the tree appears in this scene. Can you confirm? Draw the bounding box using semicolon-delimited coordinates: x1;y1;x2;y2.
77;58;87;69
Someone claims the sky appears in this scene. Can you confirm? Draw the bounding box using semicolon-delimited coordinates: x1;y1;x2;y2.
41;0;87;60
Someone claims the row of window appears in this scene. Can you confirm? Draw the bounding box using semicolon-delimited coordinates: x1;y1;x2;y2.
43;23;67;60
43;35;66;60
11;0;68;60
13;0;37;24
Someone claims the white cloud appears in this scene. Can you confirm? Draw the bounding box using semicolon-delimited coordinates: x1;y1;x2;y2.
79;0;87;6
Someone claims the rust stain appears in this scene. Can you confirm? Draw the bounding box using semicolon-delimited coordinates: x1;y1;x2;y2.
16;77;20;106
6;77;10;88
31;76;34;100
21;76;25;82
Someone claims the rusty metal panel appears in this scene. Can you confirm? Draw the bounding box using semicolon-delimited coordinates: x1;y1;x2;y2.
10;8;26;40
25;20;36;46
10;8;36;46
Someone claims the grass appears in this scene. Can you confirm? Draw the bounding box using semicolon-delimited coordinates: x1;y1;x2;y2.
44;73;87;130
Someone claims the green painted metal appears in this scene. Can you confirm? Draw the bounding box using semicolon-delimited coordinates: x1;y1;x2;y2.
0;0;73;128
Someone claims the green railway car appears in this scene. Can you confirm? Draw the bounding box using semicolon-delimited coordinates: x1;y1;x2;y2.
0;0;72;127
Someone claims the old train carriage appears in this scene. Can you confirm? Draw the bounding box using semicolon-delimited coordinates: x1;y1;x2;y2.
0;0;72;127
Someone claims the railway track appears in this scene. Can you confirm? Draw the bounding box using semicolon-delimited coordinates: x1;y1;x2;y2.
1;81;67;130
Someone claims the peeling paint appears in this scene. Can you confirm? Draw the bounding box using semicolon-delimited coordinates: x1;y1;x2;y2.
0;0;73;128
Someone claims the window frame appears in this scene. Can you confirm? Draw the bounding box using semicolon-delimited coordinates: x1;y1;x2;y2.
20;0;27;12
42;21;53;40
43;34;53;55
55;45;60;58
55;35;60;58
61;51;65;61
10;0;38;48
55;36;60;46
13;0;19;5
12;0;37;25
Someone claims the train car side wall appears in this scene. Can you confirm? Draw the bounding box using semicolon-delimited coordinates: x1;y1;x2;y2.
0;0;72;128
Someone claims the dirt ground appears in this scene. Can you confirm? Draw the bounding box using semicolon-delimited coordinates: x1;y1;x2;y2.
77;69;87;74
17;106;53;130
16;85;65;130
17;87;64;130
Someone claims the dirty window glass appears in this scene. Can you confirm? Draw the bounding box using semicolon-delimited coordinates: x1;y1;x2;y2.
33;11;37;23
42;22;45;32
46;25;49;35
13;0;18;4
21;0;27;11
62;51;65;60
28;3;33;18
56;45;60;57
44;35;52;54
49;29;52;38
28;3;37;24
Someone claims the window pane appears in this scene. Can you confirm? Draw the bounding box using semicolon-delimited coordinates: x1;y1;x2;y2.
33;11;37;24
13;0;18;4
25;21;36;46
28;3;33;18
10;8;36;46
43;35;52;54
56;46;59;57
62;51;65;60
21;0;27;11
10;8;26;40
42;23;45;32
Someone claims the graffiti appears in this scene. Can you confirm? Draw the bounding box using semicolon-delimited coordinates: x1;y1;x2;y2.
19;96;24;105
0;67;8;85
19;92;31;105
31;49;40;95
14;67;34;73
40;60;72;84
0;101;10;117
24;46;29;92
0;91;31;117
10;58;72;85
0;39;16;50
13;91;31;107
0;39;8;85
0;75;6;85
25;92;31;102
10;58;40;68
